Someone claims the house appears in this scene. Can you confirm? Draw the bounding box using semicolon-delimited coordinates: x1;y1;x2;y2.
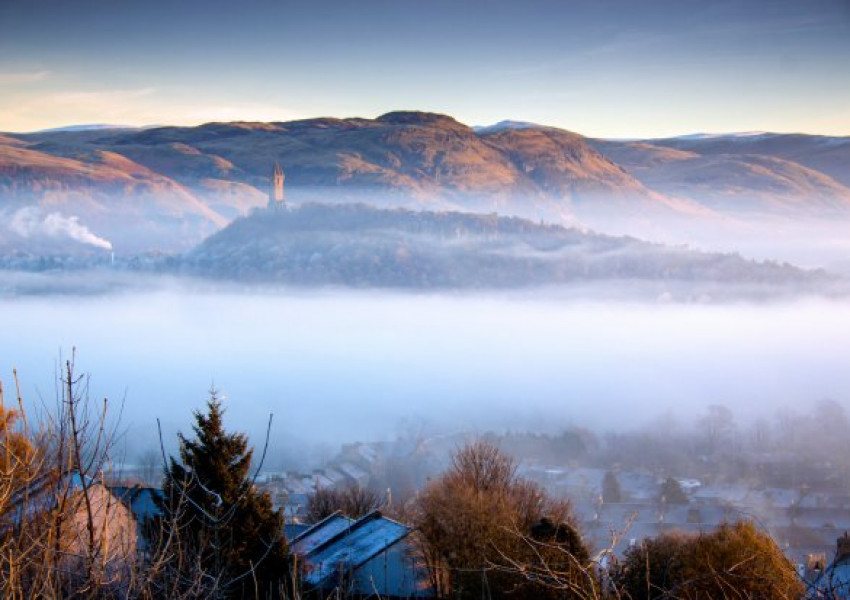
108;485;163;523
4;471;138;583
290;510;434;598
108;485;164;551
280;491;311;522
285;522;311;541
808;533;850;598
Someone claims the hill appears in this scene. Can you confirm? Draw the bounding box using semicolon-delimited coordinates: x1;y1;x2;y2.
0;112;701;224
590;139;850;216
3;113;849;254
0;141;227;253
648;133;850;188
184;203;828;293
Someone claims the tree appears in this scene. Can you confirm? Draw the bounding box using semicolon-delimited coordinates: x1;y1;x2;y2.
0;397;39;507
306;483;382;522
414;441;593;600
2;359;234;599
659;477;689;505
2;358;143;599
613;521;803;600
612;532;690;600
158;391;288;600
602;470;622;503
137;448;160;486
699;404;736;455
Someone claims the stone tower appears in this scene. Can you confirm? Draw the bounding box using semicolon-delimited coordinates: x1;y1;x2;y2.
268;162;285;209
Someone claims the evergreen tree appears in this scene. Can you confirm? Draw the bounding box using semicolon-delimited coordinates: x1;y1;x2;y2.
658;477;689;505
602;470;622;503
158;391;288;599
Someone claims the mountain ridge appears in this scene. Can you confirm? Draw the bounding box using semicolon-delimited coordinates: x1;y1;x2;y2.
2;111;849;253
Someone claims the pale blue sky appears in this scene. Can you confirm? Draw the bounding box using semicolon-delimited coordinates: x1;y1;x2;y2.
1;0;848;136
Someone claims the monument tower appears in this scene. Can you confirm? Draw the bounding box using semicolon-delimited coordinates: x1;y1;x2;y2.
268;162;285;209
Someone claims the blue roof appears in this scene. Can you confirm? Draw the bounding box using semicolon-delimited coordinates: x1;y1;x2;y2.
810;555;850;598
291;512;355;556
8;471;97;524
284;523;311;541
108;486;163;522
300;511;411;587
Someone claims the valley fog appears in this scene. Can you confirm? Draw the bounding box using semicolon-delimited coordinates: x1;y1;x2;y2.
3;283;850;465
0;286;850;464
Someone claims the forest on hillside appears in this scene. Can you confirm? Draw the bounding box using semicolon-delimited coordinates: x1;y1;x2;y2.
183;203;828;292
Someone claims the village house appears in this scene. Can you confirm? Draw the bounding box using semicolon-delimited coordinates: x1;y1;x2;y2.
808;533;850;599
107;484;164;552
4;471;138;585
289;510;434;598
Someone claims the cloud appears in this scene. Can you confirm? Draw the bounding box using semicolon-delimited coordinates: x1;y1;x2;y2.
0;70;50;85
9;207;113;250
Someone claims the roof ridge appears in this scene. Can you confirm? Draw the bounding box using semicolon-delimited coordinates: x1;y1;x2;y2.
291;509;351;544
302;511;414;587
302;511;379;556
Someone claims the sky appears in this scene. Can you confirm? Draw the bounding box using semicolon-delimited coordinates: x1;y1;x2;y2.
0;0;849;137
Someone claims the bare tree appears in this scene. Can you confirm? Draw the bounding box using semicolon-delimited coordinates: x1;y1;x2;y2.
0;355;139;598
0;356;260;600
137;449;161;487
699;404;736;455
611;521;804;600
306;483;382;522
414;440;591;600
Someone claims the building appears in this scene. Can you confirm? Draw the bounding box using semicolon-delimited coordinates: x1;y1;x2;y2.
5;471;138;582
290;510;434;598
808;533;850;598
269;161;285;209
108;485;164;551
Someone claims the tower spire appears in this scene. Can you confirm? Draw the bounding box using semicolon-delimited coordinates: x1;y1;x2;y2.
268;161;285;209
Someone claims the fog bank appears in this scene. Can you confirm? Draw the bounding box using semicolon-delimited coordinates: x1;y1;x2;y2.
2;285;850;463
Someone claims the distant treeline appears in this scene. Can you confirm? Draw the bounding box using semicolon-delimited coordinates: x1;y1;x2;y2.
0;203;835;293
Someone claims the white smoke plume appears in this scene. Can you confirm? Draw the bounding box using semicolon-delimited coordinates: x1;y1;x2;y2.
9;207;113;250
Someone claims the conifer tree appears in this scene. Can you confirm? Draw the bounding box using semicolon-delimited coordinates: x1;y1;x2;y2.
658;476;689;505
158;391;288;599
602;470;622;503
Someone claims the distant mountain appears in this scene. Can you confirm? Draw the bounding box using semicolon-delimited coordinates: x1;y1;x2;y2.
591;139;850;216
18;114;673;207
473;120;545;134
35;124;141;133
185;203;828;294
0;141;227;253
2;112;849;254
645;133;850;188
480;127;706;218
669;132;771;141
93;110;671;220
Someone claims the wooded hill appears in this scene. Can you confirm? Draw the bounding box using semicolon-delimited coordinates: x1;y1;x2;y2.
184;203;828;291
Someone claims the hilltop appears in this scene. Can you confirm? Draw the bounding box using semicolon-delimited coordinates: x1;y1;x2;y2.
183;203;829;294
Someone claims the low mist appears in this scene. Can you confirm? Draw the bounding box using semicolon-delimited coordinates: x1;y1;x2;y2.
3;281;850;466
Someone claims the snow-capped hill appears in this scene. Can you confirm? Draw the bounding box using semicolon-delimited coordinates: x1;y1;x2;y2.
473;120;545;134
34;124;141;133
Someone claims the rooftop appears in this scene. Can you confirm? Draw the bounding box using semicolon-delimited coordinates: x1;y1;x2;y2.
290;512;355;556
294;511;412;588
